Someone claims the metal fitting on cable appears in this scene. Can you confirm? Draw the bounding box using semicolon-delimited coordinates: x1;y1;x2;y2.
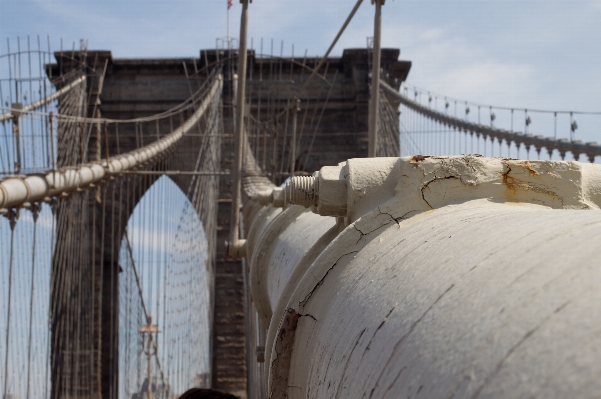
287;165;347;217
249;164;348;217
226;238;247;258
251;190;273;205
285;176;318;208
272;187;285;207
250;187;285;207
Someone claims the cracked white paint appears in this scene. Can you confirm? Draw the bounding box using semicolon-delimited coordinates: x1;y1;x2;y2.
247;205;336;327
244;156;601;399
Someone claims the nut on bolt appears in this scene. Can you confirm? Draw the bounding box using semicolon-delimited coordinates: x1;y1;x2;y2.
315;164;347;217
250;163;348;217
272;187;285;207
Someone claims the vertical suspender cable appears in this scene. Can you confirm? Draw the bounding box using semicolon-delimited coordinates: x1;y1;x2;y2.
25;205;40;399
3;212;17;399
228;0;250;258
290;99;300;177
368;0;383;157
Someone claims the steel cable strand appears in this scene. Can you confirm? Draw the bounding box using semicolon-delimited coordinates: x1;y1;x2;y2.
376;88;400;157
49;196;78;398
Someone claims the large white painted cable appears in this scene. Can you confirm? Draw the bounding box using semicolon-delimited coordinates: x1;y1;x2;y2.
281;202;601;399
0;77;221;210
245;156;601;399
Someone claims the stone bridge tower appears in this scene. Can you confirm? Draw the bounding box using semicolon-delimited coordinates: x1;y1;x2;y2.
48;47;410;398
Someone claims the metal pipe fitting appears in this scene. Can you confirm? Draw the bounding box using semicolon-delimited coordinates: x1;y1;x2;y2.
250;187;286;208
226;238;247;258
251;190;273;205
272;187;285;208
283;159;397;220
285;176;318;208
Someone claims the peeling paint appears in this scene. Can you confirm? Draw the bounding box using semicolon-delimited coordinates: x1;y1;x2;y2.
299;251;358;308
270;308;300;399
421;175;460;208
518;160;539;176
502;160;563;205
410;155;432;164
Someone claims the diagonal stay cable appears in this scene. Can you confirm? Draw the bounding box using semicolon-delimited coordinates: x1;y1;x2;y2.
240;0;364;194
261;0;364;124
303;70;339;167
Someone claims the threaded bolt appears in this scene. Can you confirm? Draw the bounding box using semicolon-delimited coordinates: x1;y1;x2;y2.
285;176;317;207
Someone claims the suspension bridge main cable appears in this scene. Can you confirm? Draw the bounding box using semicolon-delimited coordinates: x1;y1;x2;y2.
0;75;86;122
0;76;222;211
383;80;601;162
404;83;601;116
0;71;218;125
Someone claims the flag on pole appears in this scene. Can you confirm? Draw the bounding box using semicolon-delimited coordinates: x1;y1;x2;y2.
228;0;234;9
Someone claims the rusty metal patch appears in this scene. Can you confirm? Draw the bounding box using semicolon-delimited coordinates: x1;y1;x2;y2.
410;155;432;163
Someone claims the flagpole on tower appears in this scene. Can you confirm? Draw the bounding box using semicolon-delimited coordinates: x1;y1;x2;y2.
227;0;234;46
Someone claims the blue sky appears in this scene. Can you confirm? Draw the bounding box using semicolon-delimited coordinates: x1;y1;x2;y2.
1;0;600;115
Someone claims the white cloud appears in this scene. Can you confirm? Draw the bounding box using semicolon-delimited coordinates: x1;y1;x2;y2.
362;21;537;108
1;0;599;136
430;61;537;105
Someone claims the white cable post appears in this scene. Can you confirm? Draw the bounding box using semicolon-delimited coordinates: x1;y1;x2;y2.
290;99;301;177
228;0;251;258
368;0;384;157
